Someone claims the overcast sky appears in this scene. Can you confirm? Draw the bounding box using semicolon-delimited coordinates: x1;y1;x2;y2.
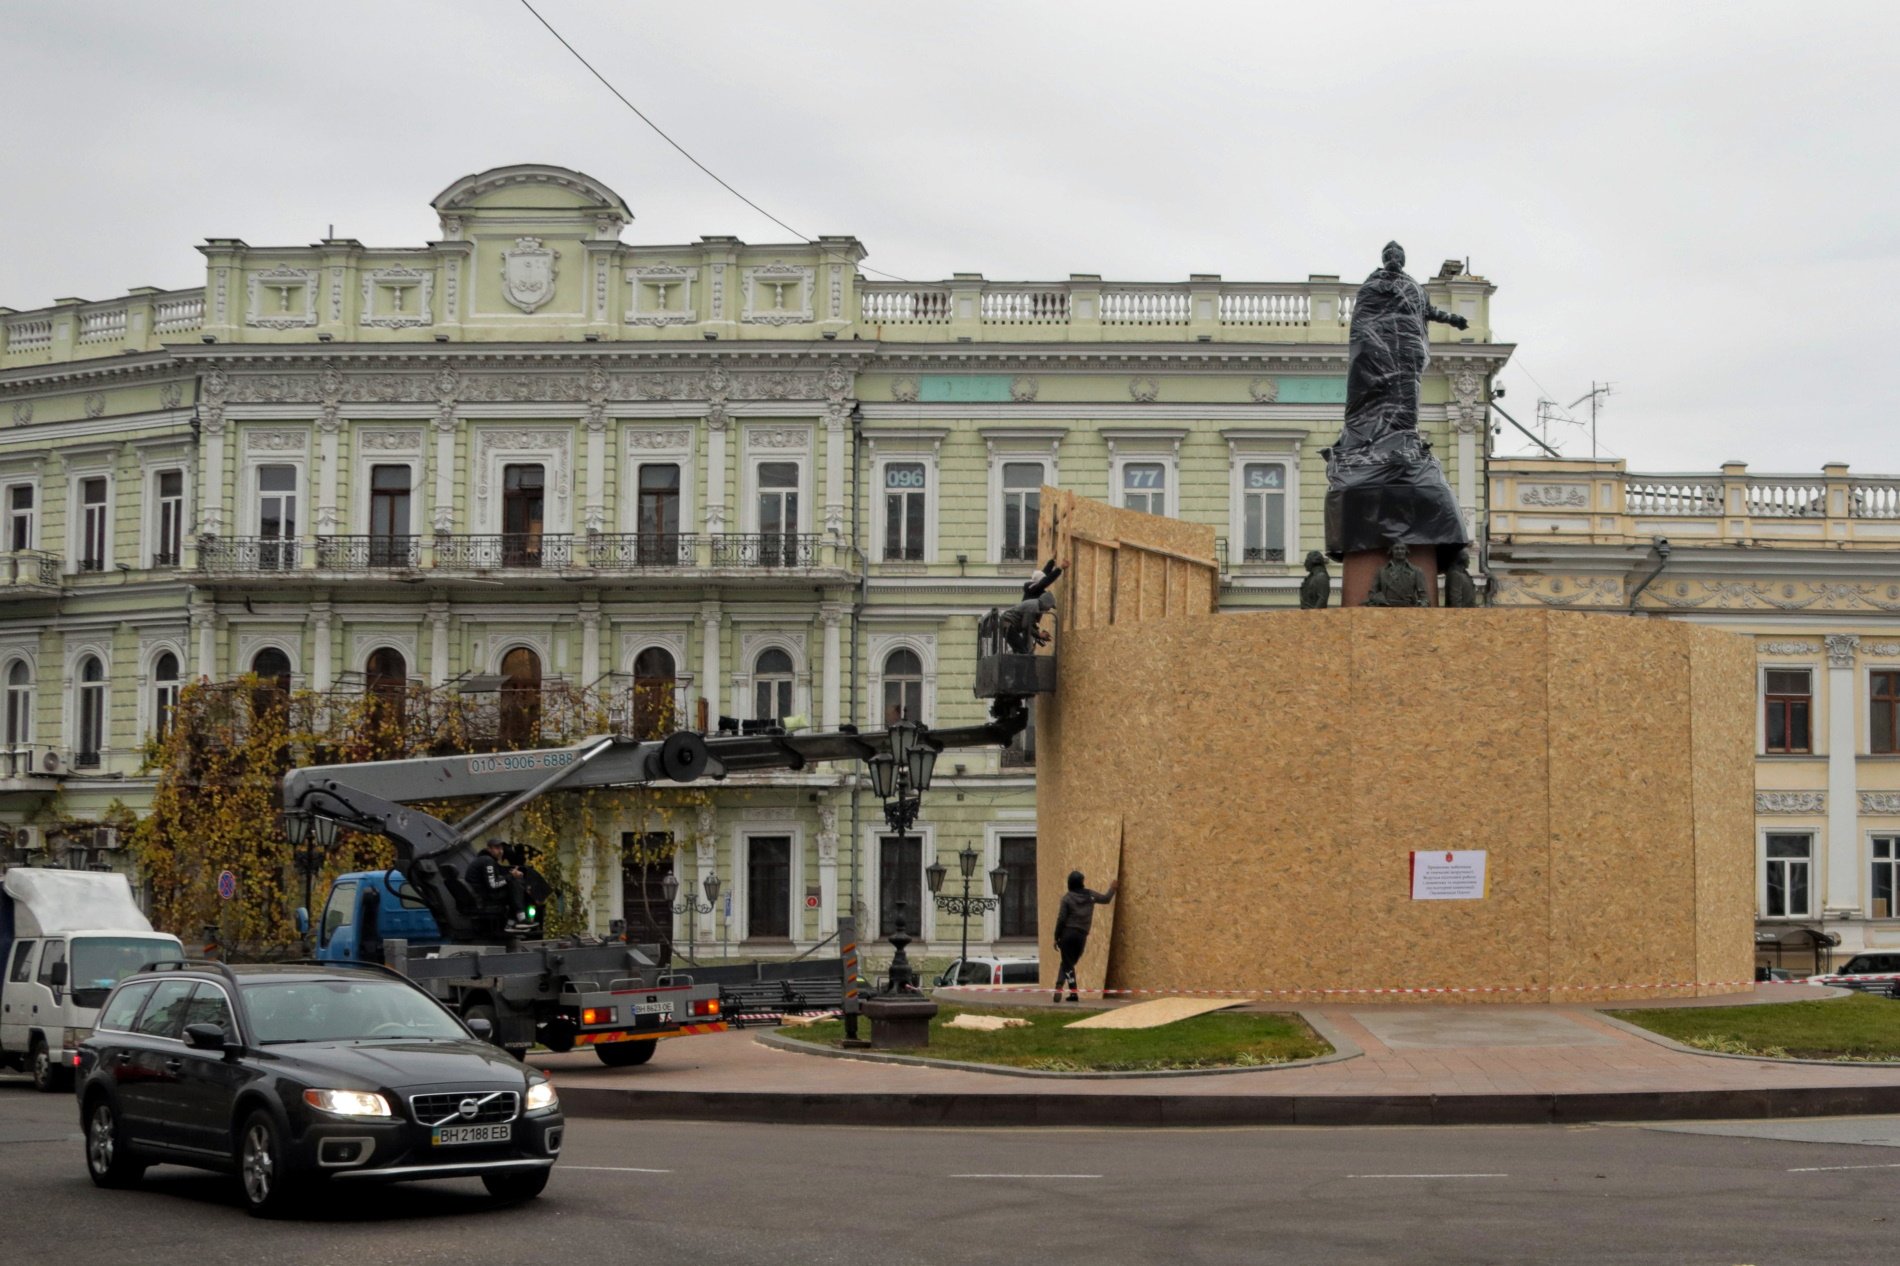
3;0;1896;472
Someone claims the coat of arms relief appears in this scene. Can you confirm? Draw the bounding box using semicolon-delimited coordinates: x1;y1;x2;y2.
502;237;560;313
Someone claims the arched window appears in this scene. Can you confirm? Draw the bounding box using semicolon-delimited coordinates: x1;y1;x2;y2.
250;647;292;719
5;661;32;747
76;655;106;768
499;647;542;748
366;648;407;736
632;646;677;740
882;648;923;725
152;652;180;740
753;649;794;721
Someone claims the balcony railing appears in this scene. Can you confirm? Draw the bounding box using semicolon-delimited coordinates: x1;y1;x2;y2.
1626;479;1723;517
200;537;302;573
999;542;1039;564
3;550;63;589
435;533;573;570
317;535;422;571
859;278;1363;331
587;533;697;569
710;533;822;569
1853;480;1900;520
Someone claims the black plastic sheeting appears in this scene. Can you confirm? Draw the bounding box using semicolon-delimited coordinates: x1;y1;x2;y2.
1323;248;1470;565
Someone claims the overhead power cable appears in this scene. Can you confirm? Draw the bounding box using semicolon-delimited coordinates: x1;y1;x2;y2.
517;0;911;284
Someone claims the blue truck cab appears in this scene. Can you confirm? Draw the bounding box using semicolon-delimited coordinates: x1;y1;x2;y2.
311;872;445;963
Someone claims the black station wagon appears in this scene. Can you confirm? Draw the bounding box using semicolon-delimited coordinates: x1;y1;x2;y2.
74;960;563;1215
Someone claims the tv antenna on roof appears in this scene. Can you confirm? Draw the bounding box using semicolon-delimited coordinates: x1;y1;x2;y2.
1567;383;1614;460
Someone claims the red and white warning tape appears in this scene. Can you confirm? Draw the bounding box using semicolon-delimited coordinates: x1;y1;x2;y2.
945;978;1851;999
728;1008;843;1025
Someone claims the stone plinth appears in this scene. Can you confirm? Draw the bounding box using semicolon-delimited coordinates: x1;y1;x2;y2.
862;996;939;1048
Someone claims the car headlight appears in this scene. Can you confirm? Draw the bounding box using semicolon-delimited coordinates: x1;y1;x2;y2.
303;1088;393;1117
524;1079;558;1113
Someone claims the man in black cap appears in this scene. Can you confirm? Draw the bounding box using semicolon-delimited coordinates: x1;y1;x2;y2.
1052;869;1118;1003
467;839;532;933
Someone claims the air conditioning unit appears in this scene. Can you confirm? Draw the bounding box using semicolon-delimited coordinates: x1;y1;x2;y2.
15;825;42;852
93;824;120;851
39;750;72;777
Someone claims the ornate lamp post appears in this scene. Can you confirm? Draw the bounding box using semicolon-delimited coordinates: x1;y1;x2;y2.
928;845;1010;986
662;869;720;964
857;719;943;1049
281;809;340;941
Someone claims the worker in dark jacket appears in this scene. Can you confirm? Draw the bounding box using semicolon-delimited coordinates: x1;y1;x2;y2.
1052;869;1117;1003
467;839;530;932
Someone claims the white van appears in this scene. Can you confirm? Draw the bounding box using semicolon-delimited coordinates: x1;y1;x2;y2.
0;868;183;1091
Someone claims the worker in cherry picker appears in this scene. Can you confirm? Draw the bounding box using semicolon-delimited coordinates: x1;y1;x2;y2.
999;557;1063;654
468;839;535;933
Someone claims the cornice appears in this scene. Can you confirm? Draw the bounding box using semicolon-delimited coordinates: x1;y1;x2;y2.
0;351;187;395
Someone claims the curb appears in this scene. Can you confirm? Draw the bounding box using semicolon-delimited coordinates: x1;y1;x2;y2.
554;1082;1900;1128
1590;1007;1900;1069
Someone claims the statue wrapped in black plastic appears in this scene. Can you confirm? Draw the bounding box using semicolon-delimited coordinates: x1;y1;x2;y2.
1323;241;1470;566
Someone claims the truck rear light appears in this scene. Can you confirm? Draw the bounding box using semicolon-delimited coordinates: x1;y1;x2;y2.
691;998;720;1017
581;1007;614;1026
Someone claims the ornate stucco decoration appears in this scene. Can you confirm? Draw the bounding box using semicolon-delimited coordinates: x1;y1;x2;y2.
1648;581;1900;613
10;402;31;424
1010;376;1039;402
245;429;310;452
1862;792;1900;815
83;393;105;418
626;429;692;451
245;267;319;329
1129;376;1160;403
1867;642;1900;656
1760;642;1819;655
1449;367;1485;434
1756;791;1826;815
891;376;920;403
501;238;559;313
1248;376;1279;403
626;264;697;326
358;431;423;452
741;263;815;325
746;427;810;451
158;383;183;410
360;266;436;328
1519;484;1589;508
1487;574;1624;607
1826;633;1860;668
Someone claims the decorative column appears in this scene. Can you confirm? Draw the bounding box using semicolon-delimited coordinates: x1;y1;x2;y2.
820;602;844;731
704;403;729;535
311;598;334;692
1449;367;1484;541
427;598;451;687
823;360;853;541
579;600;601;687
1826;633;1861;914
583;369;609;536
198;370;228;537
315;401;342;537
190;592;217;681
431;375;458;537
699;601;722;724
816;803;839;938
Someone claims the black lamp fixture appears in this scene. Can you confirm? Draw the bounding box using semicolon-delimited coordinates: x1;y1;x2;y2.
661;867;719;963
932;843;1010;986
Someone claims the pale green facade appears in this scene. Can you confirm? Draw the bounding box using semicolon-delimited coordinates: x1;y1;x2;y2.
0;164;1510;956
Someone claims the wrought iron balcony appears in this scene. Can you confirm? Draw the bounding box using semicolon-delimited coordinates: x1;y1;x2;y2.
199;537;302;574
587;533;696;569
434;533;573;570
710;533;822;569
317;535;422;571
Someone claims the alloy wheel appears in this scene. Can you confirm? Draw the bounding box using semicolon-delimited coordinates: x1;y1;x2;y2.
241;1122;274;1205
88;1104;114;1175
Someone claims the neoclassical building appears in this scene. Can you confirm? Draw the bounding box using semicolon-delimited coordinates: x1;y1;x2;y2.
0;163;1509;956
1489;458;1900;968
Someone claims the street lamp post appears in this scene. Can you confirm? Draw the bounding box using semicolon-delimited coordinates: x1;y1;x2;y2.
662;869;720;965
282;809;340;945
928;845;1010;986
866;718;939;994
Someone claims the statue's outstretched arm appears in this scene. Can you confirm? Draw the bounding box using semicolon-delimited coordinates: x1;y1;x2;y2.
1428;304;1469;331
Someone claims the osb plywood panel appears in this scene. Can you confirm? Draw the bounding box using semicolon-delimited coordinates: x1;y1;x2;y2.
1041;487;1216;635
1064;997;1237;1030
1690;627;1757;989
1035;574;1755;1003
1037;812;1122;993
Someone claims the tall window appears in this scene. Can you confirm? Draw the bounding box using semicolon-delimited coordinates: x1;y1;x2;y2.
632;647;676;739
154;471;184;567
746;836;791;939
882;648;923;725
1241;462;1288;562
79;477;108;571
1874;837;1900;921
753;649;794;721
369;465;412;566
637;463;681;564
1764;669;1812;754
620;832;676;946
5;660;31;745
1121;462;1166;516
502;464;546;566
1874;671;1900;756
756;462;799;566
1764;833;1812;918
151;652;180;740
883;462;926;562
1001;463;1041;562
256;465;297;571
879;835;922;938
998;835;1038;939
8;485;34;551
499;647;542;748
250;648;292;719
366;647;407;736
76;655;106;767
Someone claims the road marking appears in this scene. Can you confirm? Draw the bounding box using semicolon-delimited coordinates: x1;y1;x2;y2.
1785;1162;1900;1173
1347;1173;1507;1179
950;1173;1102;1180
562;1165;674;1174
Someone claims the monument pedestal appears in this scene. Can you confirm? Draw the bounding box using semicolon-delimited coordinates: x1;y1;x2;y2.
1342;549;1439;607
861;996;938;1049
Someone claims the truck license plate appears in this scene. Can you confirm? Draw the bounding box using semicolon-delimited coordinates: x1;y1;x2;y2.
433;1124;512;1147
633;1001;672;1016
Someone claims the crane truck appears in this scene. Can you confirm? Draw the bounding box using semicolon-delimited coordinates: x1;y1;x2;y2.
282;707;1031;1065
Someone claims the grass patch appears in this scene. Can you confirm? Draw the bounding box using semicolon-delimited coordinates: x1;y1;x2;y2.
779;1004;1330;1072
1608;993;1900;1062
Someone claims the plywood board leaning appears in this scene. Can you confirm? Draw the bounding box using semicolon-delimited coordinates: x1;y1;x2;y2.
1064;997;1238;1030
1039;813;1123;994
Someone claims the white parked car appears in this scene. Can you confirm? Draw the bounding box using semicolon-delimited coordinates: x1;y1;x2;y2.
933;955;1039;988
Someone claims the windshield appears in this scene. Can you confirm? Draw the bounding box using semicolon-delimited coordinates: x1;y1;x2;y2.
241;979;468;1044
70;938;183;1005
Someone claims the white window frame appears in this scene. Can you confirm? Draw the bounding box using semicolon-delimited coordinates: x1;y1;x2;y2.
1103;429;1186;521
1759;662;1818;756
620;429;696;542
68;647;110;766
1760;830;1815;920
4;478;39;553
865;632;938;728
146;466;189;568
1872;834;1900;921
990;456;1053;564
3;656;34;746
349;436;424;539
748;648;798;721
68;471;114;573
861;820;937;941
743;455;810;537
242;457;307;539
985;820;1040;944
874;455;936;564
731;633;808;723
732;824;805;945
982;429;1064;565
1224;431;1304;567
143;644;185;740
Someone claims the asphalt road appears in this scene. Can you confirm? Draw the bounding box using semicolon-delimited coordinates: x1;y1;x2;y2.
4;1077;1899;1265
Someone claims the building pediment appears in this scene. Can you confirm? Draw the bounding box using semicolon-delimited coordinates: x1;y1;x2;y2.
431;164;632;222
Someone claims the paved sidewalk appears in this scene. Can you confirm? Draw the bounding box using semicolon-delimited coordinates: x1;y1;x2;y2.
541;985;1900;1126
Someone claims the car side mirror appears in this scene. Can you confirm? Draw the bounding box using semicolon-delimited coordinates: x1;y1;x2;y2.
294;907;310;935
183;1022;229;1052
467;1017;494;1041
49;960;67;988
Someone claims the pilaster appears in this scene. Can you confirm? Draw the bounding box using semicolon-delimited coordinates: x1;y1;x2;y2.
1826;633;1861;914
